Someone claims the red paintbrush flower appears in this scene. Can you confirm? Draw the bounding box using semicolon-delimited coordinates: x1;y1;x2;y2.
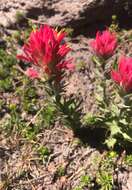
17;25;74;80
111;56;132;92
90;30;117;58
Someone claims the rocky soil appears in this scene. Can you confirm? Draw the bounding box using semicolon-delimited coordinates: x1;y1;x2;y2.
0;0;131;28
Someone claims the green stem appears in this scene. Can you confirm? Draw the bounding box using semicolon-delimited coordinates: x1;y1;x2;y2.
46;80;81;130
101;59;109;107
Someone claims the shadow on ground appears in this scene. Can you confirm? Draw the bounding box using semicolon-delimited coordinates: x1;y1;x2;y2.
72;12;132;38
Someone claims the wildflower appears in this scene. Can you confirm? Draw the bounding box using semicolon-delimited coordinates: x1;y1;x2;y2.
111;56;132;92
25;67;39;79
17;25;74;80
90;30;117;58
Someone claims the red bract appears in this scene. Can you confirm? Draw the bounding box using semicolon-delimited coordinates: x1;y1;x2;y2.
90;30;117;58
25;67;39;79
17;25;74;80
111;56;132;92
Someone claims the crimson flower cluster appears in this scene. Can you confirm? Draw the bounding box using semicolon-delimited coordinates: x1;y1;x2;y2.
90;30;117;58
90;29;132;93
111;56;132;93
17;25;74;80
17;25;132;94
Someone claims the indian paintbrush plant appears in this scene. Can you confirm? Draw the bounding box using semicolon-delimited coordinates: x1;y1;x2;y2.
17;24;82;131
86;29;132;148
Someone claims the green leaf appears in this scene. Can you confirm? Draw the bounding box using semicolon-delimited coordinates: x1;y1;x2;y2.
111;104;120;116
119;119;128;125
92;55;101;66
106;121;121;136
106;120;132;143
105;137;117;149
95;93;103;102
122;132;132;141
